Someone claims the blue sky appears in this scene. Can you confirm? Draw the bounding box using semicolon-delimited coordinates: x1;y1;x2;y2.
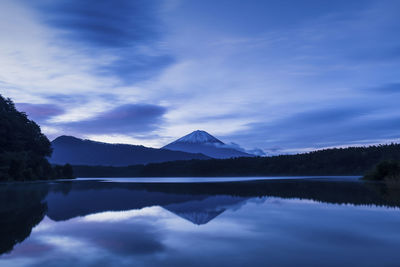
1;0;400;154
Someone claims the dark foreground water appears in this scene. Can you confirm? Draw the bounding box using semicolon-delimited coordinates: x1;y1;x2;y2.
1;177;400;267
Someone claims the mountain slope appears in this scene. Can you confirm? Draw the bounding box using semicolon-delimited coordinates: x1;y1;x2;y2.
162;130;254;159
163;195;250;225
172;130;224;144
49;136;210;166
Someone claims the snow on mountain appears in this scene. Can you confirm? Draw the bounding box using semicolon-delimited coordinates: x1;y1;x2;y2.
172;130;224;144
163;130;255;159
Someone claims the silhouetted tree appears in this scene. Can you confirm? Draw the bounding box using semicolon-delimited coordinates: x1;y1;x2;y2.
364;160;400;181
0;94;74;180
0;183;49;255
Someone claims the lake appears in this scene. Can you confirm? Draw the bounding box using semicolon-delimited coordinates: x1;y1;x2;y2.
1;177;400;267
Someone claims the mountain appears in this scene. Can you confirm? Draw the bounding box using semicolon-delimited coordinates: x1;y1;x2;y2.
162;130;254;159
45;181;250;225
49;135;210;166
163;195;250;225
171;130;224;145
43;180;253;225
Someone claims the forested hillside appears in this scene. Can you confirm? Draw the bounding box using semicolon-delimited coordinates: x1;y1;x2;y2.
0;95;73;181
73;143;400;177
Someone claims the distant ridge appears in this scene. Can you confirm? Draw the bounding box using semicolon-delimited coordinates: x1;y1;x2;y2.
163;130;254;159
49;135;210;166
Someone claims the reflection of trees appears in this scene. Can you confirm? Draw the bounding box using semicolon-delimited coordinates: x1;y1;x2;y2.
46;179;400;224
364;181;400;207
1;179;400;256
0;183;49;255
112;179;400;207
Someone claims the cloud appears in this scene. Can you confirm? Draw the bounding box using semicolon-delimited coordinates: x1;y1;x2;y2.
44;94;89;105
245;148;267;156
31;0;158;48
15;103;64;123
229;104;400;154
2;0;400;152
219;142;266;156
58;220;166;256
96;54;174;84
368;83;400;94
26;0;173;84
59;104;167;135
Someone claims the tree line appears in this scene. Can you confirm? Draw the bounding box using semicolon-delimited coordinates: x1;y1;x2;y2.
0;95;74;181
73;143;400;177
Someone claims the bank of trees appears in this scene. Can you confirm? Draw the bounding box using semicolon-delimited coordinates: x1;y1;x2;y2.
363;160;400;181
0;95;74;181
73;143;400;177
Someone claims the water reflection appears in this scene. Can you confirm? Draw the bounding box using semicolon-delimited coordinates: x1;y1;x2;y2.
1;179;400;266
46;179;400;222
0;183;48;255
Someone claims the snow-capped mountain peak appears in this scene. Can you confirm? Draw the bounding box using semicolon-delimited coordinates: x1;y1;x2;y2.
172;130;224;144
162;130;255;159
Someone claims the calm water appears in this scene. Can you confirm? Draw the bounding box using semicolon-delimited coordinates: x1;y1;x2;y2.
1;177;400;266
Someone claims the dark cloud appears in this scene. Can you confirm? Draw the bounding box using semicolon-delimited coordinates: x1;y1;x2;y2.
28;0;173;84
15;103;64;123
33;0;158;48
60;104;167;135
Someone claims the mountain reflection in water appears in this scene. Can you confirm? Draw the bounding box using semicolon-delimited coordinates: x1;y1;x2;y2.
1;178;400;266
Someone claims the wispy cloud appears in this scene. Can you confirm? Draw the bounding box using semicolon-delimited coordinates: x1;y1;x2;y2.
27;0;173;84
368;83;400;94
15;103;64;124
1;0;400;152
58;104;167;136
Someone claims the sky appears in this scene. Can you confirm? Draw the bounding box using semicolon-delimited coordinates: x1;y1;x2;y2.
1;0;400;155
